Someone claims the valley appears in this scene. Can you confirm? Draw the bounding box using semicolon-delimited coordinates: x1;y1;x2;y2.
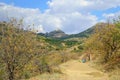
0;21;120;80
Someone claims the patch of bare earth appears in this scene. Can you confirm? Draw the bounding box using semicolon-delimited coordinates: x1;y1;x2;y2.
60;60;109;80
29;60;109;80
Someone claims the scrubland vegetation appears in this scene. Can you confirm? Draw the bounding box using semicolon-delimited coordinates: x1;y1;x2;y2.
0;19;82;80
84;18;120;80
0;17;120;80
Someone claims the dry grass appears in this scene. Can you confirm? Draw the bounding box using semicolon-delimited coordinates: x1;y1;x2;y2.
109;69;120;80
29;73;66;80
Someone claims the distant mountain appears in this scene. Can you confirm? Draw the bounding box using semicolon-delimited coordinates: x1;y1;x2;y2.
48;29;68;38
62;22;108;39
63;27;94;39
38;29;68;39
37;22;107;39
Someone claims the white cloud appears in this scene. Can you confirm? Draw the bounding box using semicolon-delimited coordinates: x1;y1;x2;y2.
47;0;92;13
56;12;97;34
0;3;45;32
0;0;120;34
103;11;120;19
47;0;120;14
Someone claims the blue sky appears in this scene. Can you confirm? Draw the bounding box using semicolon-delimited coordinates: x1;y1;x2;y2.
0;0;120;34
0;0;49;12
91;6;120;20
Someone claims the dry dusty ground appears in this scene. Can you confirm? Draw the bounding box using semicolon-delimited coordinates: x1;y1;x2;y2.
30;60;109;80
59;60;108;80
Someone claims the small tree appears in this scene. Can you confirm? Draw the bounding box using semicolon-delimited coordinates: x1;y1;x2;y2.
0;19;38;80
85;20;120;64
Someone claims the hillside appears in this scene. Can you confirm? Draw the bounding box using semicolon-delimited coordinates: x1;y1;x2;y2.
37;23;107;40
37;28;93;39
48;29;68;38
62;22;108;39
63;27;94;39
38;29;68;39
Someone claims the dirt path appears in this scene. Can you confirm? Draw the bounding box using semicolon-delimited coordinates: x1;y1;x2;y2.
30;60;109;80
60;60;108;80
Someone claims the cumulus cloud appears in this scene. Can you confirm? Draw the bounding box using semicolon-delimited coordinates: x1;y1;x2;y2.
56;12;97;34
47;0;120;13
0;3;45;32
103;11;120;19
0;0;120;34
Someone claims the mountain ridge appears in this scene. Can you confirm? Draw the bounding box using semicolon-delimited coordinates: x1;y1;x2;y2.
37;22;107;39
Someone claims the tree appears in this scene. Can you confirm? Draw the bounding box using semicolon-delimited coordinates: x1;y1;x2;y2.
0;19;39;80
85;21;120;64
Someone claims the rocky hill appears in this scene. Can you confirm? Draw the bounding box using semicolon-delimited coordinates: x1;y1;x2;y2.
37;22;107;40
38;29;68;39
47;30;68;38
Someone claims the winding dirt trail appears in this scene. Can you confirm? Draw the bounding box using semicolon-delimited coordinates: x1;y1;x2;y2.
60;60;108;80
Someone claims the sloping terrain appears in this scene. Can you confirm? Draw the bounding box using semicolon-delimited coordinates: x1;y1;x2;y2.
37;23;107;40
